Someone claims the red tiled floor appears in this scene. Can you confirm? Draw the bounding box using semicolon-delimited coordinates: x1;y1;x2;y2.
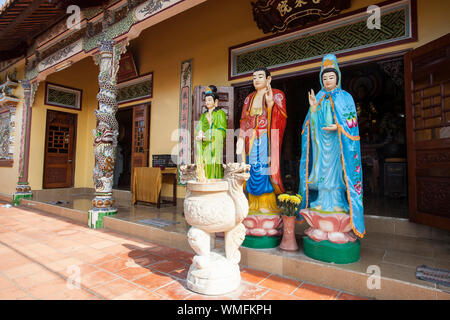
155;280;193;300
260;290;303;300
79;270;118;288
149;260;186;274
116;266;152;281
2;263;46;279
337;292;369;300
292;283;339;300
0;255;32;270
0;286;30;299
162;249;194;262
187;294;233;300
96;258;129;273
113;288;164;300
169;265;190;280
116;249;149;260
240;268;271;285
87;253;120;265
145;245;179;257
130;254;160;267
0;204;367;301
41;288;100;300
0;275;15;290
231;283;269;300
102;245;132;256
26;278;70;299
259;274;302;295
12;271;61;289
92;278;142;299
134;271;175;291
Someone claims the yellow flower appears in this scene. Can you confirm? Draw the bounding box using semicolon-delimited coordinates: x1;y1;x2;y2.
289;195;301;205
278;194;289;202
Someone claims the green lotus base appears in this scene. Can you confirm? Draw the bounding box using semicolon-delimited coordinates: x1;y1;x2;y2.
242;235;281;249
12;193;32;206
302;236;360;264
88;209;117;229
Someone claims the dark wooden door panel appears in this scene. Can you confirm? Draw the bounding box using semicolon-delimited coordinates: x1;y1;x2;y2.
405;33;450;230
43;110;77;189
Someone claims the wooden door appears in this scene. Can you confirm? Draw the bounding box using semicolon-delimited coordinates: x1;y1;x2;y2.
131;103;150;178
192;86;234;164
405;34;450;231
43;110;77;189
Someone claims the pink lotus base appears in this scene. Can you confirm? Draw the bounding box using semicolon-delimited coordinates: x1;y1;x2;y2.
243;214;283;237
300;209;357;244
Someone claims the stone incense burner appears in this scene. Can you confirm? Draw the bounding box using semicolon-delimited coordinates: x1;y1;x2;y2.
180;163;250;295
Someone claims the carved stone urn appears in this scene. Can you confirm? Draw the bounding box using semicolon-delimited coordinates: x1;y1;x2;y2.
180;163;250;296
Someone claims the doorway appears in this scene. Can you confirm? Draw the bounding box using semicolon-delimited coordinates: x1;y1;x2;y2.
114;108;133;190
114;103;151;190
234;55;408;218
43;110;77;189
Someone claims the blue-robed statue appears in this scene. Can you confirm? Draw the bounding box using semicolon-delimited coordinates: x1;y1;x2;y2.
297;54;365;255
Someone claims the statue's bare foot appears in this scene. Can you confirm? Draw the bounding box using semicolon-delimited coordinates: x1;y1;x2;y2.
334;206;345;212
259;208;271;214
313;205;322;210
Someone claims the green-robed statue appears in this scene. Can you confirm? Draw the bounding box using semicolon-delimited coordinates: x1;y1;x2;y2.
195;85;227;179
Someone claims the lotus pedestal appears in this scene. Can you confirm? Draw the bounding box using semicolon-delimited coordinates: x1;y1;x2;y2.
300;209;360;264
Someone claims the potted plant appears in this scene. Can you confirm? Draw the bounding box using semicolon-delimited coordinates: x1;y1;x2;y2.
277;194;302;251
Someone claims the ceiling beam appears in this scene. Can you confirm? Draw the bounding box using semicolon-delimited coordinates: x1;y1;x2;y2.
0;0;51;38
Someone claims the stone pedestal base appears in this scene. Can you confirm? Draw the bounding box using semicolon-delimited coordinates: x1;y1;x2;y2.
242;214;282;249
242;235;281;249
88;208;117;229
187;251;240;296
302;236;361;264
12;192;32;206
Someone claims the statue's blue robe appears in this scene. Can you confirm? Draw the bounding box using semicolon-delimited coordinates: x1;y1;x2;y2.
297;54;365;238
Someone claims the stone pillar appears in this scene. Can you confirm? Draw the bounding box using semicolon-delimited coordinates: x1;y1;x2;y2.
13;81;38;206
88;38;127;229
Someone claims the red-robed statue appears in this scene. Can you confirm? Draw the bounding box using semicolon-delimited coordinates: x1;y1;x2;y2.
236;67;287;248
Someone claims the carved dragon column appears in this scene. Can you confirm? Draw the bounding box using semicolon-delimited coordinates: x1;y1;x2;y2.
13;80;39;206
88;38;127;229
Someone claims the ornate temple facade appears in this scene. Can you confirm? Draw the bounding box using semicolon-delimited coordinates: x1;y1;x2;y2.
0;0;448;233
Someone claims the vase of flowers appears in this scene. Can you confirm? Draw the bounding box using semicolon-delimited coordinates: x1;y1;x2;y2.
277;194;302;251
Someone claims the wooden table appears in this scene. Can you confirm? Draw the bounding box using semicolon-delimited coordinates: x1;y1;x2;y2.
157;167;177;208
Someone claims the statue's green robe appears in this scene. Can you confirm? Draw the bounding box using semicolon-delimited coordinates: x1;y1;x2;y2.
195;109;227;179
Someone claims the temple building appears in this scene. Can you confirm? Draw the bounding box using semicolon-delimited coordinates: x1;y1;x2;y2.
0;0;448;299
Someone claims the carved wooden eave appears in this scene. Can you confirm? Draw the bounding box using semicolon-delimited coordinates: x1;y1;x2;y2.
17;0;207;83
0;75;20;108
252;0;352;34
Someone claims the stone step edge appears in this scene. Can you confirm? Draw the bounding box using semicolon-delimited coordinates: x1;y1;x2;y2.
19;199;88;224
0;193;12;203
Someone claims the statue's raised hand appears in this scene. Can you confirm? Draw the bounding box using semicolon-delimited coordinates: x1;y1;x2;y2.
195;130;205;141
308;89;318;112
265;83;274;108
